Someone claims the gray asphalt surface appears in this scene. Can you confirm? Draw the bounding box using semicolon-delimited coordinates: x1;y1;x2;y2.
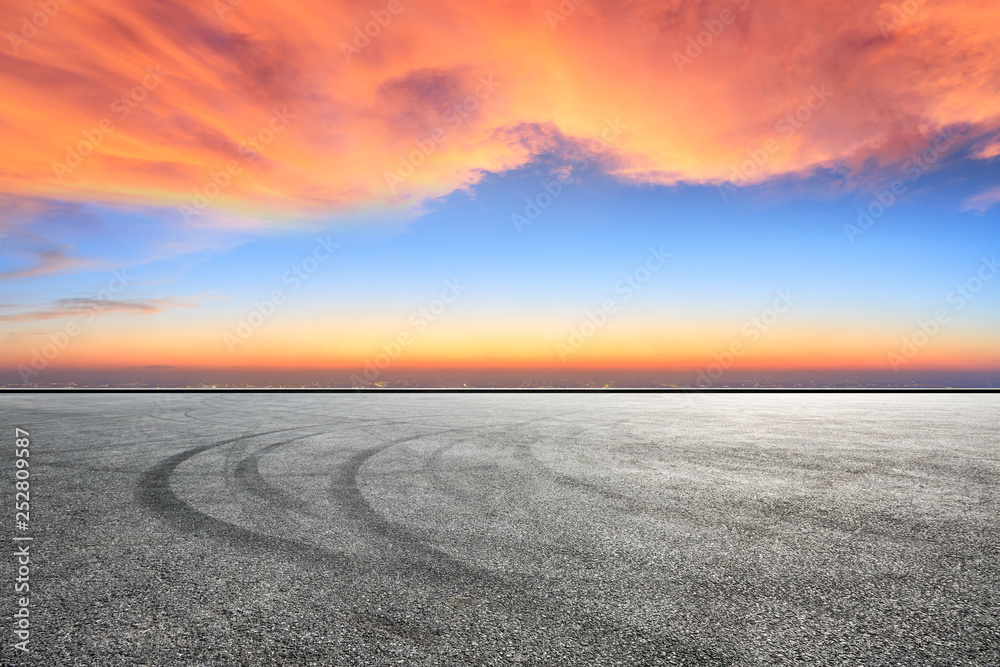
1;393;998;665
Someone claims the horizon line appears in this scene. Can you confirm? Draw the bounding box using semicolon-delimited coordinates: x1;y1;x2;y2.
3;387;998;393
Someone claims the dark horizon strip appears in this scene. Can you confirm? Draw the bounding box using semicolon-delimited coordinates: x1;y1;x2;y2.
2;387;998;393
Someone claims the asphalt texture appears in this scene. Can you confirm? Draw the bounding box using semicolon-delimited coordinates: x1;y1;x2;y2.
1;393;998;666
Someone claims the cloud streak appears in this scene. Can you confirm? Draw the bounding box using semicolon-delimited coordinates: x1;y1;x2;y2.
0;244;90;279
0;295;202;324
1;0;999;222
962;186;1000;213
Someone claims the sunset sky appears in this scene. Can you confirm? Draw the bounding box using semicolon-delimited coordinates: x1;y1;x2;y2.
1;0;998;385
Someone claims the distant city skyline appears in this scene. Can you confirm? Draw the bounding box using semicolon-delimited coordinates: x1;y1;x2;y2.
5;369;999;389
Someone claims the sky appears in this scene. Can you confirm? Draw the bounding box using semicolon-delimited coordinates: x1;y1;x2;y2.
1;0;998;386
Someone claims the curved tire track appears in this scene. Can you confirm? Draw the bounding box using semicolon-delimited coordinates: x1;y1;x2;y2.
137;427;354;571
232;432;325;516
329;429;492;580
229;417;445;519
132;401;729;663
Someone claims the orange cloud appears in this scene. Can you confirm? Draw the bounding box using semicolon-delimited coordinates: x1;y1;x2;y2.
974;139;1000;160
2;0;999;223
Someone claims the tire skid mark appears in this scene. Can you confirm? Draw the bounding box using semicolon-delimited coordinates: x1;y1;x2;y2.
514;440;636;504
183;408;261;428
137;416;452;568
228;418;428;519
330;427;514;582
515;419;710;527
125;401;730;661
333;430;467;553
421;440;469;502
232;432;326;516
147;414;189;424
513;416;650;505
182;409;216;424
403;410;593;541
334;414;588;572
137;425;355;571
331;418;723;662
422;410;593;504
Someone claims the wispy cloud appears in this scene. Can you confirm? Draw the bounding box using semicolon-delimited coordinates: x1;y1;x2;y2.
0;244;91;280
0;295;206;324
973;138;1000;160
961;186;1000;214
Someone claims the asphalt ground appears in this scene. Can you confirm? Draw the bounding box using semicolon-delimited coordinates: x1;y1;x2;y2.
1;393;998;665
